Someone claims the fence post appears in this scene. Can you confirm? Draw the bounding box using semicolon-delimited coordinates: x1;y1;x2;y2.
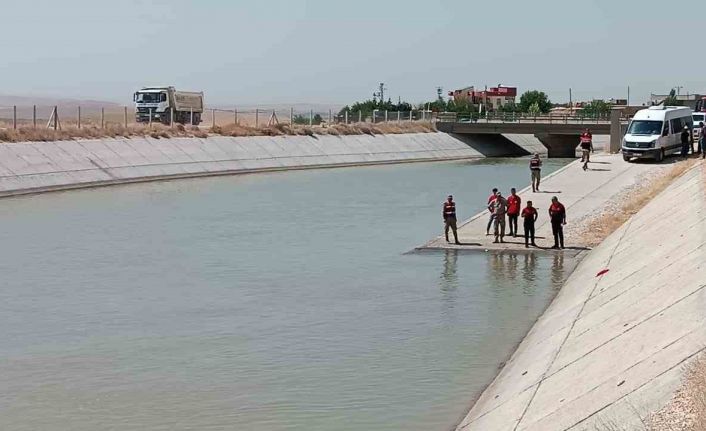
54;105;58;130
384;110;388;122
124;106;128;128
170;107;174;128
358;110;362;123
397;111;401;123
33;105;37;129
190;107;194;126
234;108;238;125
410;110;413;122
101;107;105;129
290;107;294;125
13;105;17;129
344;110;348;124
149;108;153;128
77;106;81;129
328;109;332;124
212;108;216;128
309;109;313;126
255;109;260;128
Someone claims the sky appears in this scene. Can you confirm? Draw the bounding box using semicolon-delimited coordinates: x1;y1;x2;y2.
2;0;705;107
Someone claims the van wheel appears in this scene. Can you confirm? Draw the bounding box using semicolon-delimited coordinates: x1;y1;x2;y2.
623;155;631;162
656;149;664;163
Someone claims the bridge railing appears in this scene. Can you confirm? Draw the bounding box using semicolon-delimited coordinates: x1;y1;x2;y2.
436;111;625;124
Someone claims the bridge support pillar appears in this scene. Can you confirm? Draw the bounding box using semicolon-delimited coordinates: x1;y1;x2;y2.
534;134;578;158
609;108;623;154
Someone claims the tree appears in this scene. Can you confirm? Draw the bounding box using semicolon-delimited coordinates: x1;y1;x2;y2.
581;100;612;118
292;113;323;125
528;102;541;116
518;90;552;114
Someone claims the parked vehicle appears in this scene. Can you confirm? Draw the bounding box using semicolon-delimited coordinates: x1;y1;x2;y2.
622;106;693;162
692;112;705;140
133;86;204;125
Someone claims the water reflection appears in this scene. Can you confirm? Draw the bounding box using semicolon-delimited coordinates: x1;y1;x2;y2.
486;252;568;295
440;250;459;292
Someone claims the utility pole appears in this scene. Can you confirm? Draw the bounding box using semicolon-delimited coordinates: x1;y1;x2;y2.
373;83;387;104
569;88;573;113
627;86;630;106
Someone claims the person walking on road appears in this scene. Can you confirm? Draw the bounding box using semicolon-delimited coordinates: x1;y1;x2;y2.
491;192;508;243
443;195;461;245
699;121;706;159
529;153;542;192
681;125;691;159
548;196;566;249
579;128;594;171
486;188;498;235
507;188;521;237
521;200;538;248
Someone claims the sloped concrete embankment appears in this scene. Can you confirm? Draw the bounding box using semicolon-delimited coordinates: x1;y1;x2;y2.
457;163;706;430
0;133;482;197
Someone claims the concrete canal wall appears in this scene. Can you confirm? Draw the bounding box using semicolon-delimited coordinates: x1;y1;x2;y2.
0;133;485;197
457;163;706;430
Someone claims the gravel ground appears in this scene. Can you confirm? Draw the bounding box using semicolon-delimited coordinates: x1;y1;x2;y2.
564;160;686;247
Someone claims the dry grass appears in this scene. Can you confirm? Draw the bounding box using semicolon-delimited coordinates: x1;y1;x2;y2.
0;121;435;143
574;159;699;247
646;355;706;431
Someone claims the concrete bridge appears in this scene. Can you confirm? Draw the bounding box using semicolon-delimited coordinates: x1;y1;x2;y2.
436;111;627;157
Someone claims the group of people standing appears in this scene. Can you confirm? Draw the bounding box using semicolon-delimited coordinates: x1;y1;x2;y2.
443;153;567;249
484;188;566;249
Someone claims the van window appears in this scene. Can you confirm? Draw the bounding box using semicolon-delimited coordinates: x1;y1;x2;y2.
627;120;663;135
670;118;683;133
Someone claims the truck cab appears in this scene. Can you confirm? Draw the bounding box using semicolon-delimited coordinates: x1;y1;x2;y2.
134;89;170;123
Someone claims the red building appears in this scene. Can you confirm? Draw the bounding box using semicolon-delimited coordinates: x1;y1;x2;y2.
449;85;517;110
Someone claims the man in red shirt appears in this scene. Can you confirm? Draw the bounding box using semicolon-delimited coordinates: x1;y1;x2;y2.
506;188;521;237
521;200;538;247
548;196;566;249
486;188;498;235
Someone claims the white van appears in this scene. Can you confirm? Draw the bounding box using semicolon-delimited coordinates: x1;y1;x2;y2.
622;106;693;162
692;112;705;140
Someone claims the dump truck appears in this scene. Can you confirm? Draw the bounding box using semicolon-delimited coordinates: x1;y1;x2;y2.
133;86;204;125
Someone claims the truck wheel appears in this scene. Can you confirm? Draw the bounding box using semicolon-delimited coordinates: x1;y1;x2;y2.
623;155;630;162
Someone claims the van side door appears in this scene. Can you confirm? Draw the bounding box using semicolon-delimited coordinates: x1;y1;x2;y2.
670;117;683;152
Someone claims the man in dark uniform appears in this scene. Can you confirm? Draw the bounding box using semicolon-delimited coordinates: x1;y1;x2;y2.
548;196;566;249
681;125;691;159
443;195;461;245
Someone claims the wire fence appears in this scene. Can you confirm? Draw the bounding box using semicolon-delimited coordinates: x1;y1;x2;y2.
0;104;436;130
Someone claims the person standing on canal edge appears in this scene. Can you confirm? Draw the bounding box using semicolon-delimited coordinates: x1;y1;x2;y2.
486;188;498;235
530;153;542;192
443;195;461;245
681;125;691;159
579;128;593;171
548;196;566;249
507;187;521;237
521;200;538;248
491;192;508;243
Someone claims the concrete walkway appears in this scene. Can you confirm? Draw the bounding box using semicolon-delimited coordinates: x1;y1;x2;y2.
418;153;660;254
455;161;706;430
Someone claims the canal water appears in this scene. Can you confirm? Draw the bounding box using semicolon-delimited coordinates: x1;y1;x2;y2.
0;158;572;431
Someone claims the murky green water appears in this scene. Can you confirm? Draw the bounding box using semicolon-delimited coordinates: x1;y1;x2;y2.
0;158;571;430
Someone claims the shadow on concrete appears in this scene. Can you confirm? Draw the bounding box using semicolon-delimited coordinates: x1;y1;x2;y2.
451;133;532;157
587;168;612;172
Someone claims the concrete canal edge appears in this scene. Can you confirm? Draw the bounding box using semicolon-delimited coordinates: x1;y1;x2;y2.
456;161;706;430
0;132;543;198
